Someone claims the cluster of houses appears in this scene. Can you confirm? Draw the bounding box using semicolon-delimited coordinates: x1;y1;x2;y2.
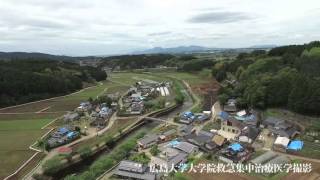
219;99;304;158
47;93;119;149
90;104;114;129
122;80;171;115
67;100;115;129
111;98;305;179
263;117;303;153
46;127;80;149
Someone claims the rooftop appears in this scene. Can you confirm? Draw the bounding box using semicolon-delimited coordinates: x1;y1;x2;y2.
138;134;159;145
274;136;290;147
175;141;198;154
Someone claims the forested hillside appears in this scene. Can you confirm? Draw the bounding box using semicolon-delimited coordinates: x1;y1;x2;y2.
213;41;320;115
0;59;107;107
99;54;215;71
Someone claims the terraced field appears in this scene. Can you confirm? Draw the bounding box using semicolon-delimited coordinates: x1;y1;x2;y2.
0;113;63;179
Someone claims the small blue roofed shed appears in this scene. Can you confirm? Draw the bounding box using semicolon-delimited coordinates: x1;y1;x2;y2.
229;143;243;152
287;140;304;151
219;111;229;120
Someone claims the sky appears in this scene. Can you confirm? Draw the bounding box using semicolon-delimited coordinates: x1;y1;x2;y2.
0;0;319;56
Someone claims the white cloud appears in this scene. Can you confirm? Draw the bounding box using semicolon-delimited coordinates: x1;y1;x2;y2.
0;0;319;55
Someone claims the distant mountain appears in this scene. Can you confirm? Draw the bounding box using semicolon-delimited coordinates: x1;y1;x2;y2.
0;52;87;61
132;45;213;54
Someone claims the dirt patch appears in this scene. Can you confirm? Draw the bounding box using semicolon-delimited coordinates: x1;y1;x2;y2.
191;79;220;111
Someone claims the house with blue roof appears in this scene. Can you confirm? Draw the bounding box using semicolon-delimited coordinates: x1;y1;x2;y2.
287;140;304;151
179;111;196;124
229;143;243;152
219;142;253;163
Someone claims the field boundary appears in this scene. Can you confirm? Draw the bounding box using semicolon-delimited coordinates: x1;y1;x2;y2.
0;83;99;112
4;118;59;180
4;152;40;180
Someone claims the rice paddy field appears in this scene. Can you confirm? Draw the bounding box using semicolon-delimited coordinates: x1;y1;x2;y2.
0;113;63;179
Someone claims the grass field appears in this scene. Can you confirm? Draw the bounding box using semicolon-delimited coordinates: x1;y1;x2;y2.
0;114;61;179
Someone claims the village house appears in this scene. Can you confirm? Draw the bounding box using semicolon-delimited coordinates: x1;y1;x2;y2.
238;126;260;144
159;129;177;142
205;134;226;151
77;101;92;112
178;125;195;136
174;141;199;154
47;127;80;148
218;143;253;163
195;113;210;122
219;116;244;139
234;109;258;127
263;117;300;138
223;99;237;112
130;102;144;115
113;160;156;180
273;136;290;153
150;146;188;170
138;134;159;149
179;111;196;124
184;130;214;148
63;112;80;122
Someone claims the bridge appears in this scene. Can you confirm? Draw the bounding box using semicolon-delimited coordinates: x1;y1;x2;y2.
143;116;178;126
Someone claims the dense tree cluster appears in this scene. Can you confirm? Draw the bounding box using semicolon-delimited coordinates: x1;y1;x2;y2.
181;59;215;71
0;59;107;107
99;54;213;71
99;54;175;69
215;41;320;115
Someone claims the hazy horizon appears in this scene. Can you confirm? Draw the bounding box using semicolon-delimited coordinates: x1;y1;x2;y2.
0;0;319;56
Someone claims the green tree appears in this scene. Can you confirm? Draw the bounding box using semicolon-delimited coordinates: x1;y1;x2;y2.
150;145;160;156
78;146;92;159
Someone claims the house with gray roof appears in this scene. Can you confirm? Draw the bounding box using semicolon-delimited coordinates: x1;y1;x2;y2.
159;129;177;142
179;125;195;136
113;160;155;180
184;130;214;147
138;134;159;149
174;142;199;154
63;112;80;122
263;117;300;138
223;99;237;112
238;126;260;144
